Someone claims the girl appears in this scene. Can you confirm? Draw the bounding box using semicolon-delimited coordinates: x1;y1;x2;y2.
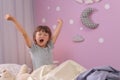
5;14;63;70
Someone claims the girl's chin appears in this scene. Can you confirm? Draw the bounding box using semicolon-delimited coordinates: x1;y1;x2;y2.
38;43;46;47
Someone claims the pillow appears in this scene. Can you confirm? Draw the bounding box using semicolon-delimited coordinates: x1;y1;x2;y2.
0;64;31;76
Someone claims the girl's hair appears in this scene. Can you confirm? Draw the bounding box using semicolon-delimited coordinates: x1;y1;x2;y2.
33;25;52;44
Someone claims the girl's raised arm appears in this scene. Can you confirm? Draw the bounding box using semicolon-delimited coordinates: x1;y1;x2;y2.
5;14;32;48
52;19;63;44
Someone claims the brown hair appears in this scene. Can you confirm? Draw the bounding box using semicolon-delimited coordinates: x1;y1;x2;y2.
33;25;52;44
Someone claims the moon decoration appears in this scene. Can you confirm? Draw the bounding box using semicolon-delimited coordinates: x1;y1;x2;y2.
73;34;85;42
80;7;99;29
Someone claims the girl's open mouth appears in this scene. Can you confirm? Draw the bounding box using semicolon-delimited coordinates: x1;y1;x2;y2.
39;39;44;43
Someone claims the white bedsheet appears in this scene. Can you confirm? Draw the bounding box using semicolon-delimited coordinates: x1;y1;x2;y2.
28;60;86;80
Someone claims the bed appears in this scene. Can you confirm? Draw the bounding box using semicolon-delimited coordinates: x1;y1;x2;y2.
0;60;87;80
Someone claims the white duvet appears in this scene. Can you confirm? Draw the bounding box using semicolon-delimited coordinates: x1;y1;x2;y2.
28;60;86;80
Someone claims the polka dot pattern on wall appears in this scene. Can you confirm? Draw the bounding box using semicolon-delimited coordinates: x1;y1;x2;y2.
34;0;120;70
104;4;110;10
42;18;46;23
80;27;83;30
98;38;104;43
56;6;61;11
47;6;50;10
39;1;105;45
69;19;74;24
52;24;57;30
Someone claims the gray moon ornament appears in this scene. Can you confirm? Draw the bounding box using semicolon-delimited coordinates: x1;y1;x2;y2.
81;7;99;29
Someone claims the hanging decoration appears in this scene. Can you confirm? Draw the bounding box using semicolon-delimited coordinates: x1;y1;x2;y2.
75;0;101;4
80;7;99;29
73;34;85;42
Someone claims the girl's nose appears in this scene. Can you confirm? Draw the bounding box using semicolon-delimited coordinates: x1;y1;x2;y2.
40;34;44;37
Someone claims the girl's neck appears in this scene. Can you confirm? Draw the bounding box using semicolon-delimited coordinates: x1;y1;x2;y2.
37;44;47;48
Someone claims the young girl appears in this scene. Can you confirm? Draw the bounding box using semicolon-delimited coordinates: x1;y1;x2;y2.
5;14;63;70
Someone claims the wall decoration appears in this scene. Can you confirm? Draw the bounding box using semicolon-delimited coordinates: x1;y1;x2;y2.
104;4;110;10
75;0;101;4
56;6;61;11
69;19;74;24
47;6;50;10
52;25;57;30
98;37;104;43
42;18;46;23
73;34;85;42
80;27;84;30
75;0;84;4
80;7;99;29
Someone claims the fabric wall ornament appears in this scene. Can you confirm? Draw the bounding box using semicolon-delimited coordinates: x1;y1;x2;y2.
73;34;85;42
80;7;99;29
75;0;101;4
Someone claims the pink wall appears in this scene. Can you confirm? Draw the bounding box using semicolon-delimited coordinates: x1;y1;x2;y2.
33;0;120;69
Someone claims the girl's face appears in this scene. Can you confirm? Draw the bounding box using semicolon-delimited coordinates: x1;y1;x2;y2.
35;30;49;47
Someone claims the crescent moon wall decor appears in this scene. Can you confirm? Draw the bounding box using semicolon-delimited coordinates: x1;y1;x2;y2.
80;7;99;29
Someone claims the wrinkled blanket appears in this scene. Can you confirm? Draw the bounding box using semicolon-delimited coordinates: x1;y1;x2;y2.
28;60;86;80
76;66;120;80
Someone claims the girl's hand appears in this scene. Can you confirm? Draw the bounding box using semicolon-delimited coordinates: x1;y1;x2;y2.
57;19;63;25
5;14;15;21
